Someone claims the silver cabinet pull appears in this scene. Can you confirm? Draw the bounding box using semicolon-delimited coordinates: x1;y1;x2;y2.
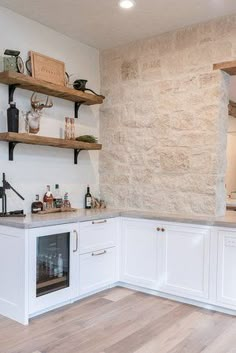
73;230;79;253
92;220;107;225
92;250;107;256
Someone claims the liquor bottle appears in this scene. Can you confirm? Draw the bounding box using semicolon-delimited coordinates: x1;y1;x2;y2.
85;185;92;209
43;185;54;209
63;192;71;208
7;101;19;133
53;184;63;208
31;194;43;214
58;254;63;278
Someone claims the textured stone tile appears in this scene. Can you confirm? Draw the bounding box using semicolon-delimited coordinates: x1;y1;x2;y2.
99;14;234;216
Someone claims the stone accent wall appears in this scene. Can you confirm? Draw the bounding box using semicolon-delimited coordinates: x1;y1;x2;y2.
99;15;236;215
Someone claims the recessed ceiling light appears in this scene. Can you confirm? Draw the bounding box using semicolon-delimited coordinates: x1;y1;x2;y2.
119;0;136;9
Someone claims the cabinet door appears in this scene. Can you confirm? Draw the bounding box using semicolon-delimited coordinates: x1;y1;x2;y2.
79;247;116;295
120;218;158;289
217;230;236;308
158;223;210;301
28;223;79;315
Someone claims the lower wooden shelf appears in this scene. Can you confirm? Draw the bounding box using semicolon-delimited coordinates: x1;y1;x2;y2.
0;132;102;164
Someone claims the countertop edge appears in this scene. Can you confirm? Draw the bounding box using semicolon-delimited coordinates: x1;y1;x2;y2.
1;209;236;229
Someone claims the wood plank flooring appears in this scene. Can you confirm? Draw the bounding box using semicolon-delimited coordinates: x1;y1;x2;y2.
0;287;236;353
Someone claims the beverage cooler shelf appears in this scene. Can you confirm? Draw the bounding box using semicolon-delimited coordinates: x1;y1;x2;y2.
37;276;67;290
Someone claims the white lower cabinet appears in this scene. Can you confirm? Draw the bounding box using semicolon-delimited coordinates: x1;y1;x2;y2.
79;247;116;295
120;218;159;289
217;229;236;308
158;223;211;301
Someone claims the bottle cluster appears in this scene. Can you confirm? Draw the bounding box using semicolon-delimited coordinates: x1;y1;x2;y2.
31;184;71;213
37;252;64;282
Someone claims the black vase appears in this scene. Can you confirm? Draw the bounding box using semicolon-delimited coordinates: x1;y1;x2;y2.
7;102;19;133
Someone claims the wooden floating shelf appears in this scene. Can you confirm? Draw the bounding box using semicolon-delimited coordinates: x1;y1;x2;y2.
213;60;236;75
0;71;104;105
0;133;102;164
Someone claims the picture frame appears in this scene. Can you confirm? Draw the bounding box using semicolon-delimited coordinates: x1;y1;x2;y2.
30;51;66;86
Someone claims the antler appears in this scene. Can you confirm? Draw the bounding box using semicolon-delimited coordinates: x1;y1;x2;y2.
31;93;53;111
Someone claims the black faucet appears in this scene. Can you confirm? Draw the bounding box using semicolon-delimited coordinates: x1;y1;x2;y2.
0;173;25;217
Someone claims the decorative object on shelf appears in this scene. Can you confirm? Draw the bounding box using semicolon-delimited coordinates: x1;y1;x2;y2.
73;79;105;99
70;118;75;140
30;51;66;86
0;49;24;74
25;57;32;75
0;173;25;217
65;72;70;86
7;102;19;133
91;196;106;209
76;135;98;143
24;93;53;134
64;117;71;140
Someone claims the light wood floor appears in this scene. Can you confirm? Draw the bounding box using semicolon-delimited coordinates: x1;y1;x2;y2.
1;287;236;353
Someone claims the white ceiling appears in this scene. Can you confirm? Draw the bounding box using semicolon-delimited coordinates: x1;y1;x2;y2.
0;0;236;49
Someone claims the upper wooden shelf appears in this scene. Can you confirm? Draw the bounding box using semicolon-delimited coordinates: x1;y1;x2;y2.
0;132;102;164
213;60;236;75
0;71;104;105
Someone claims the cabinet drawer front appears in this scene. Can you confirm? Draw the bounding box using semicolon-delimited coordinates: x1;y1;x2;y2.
79;218;118;254
79;247;116;295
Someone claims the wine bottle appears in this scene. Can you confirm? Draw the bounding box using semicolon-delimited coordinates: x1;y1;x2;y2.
85;185;92;209
58;254;63;278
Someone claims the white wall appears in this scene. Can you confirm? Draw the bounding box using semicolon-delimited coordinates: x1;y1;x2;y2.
0;6;100;213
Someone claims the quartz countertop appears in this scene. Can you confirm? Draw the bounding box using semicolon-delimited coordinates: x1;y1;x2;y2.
1;208;236;229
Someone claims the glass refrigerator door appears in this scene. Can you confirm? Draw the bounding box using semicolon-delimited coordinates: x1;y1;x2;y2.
36;232;70;297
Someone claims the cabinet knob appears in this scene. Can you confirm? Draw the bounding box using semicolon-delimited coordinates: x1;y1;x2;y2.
161;228;165;232
156;227;161;232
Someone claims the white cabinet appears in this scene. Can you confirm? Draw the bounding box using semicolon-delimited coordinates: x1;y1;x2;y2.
158;223;211;301
78;218;118;295
217;229;236;308
120;218;159;289
28;223;79;315
79;248;116;295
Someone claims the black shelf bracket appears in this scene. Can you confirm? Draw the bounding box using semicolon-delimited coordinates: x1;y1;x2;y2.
74;101;86;119
8;84;18;104
9;142;19;161
74;149;82;164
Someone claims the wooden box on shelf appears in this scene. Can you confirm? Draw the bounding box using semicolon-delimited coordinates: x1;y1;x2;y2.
30;51;66;86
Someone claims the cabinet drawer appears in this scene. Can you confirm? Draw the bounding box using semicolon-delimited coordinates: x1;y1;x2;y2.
79;247;116;295
79;218;118;254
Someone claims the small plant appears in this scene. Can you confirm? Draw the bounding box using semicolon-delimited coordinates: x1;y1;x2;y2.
76;135;98;143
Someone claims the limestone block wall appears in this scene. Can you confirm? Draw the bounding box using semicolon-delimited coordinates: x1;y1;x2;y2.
99;15;236;215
